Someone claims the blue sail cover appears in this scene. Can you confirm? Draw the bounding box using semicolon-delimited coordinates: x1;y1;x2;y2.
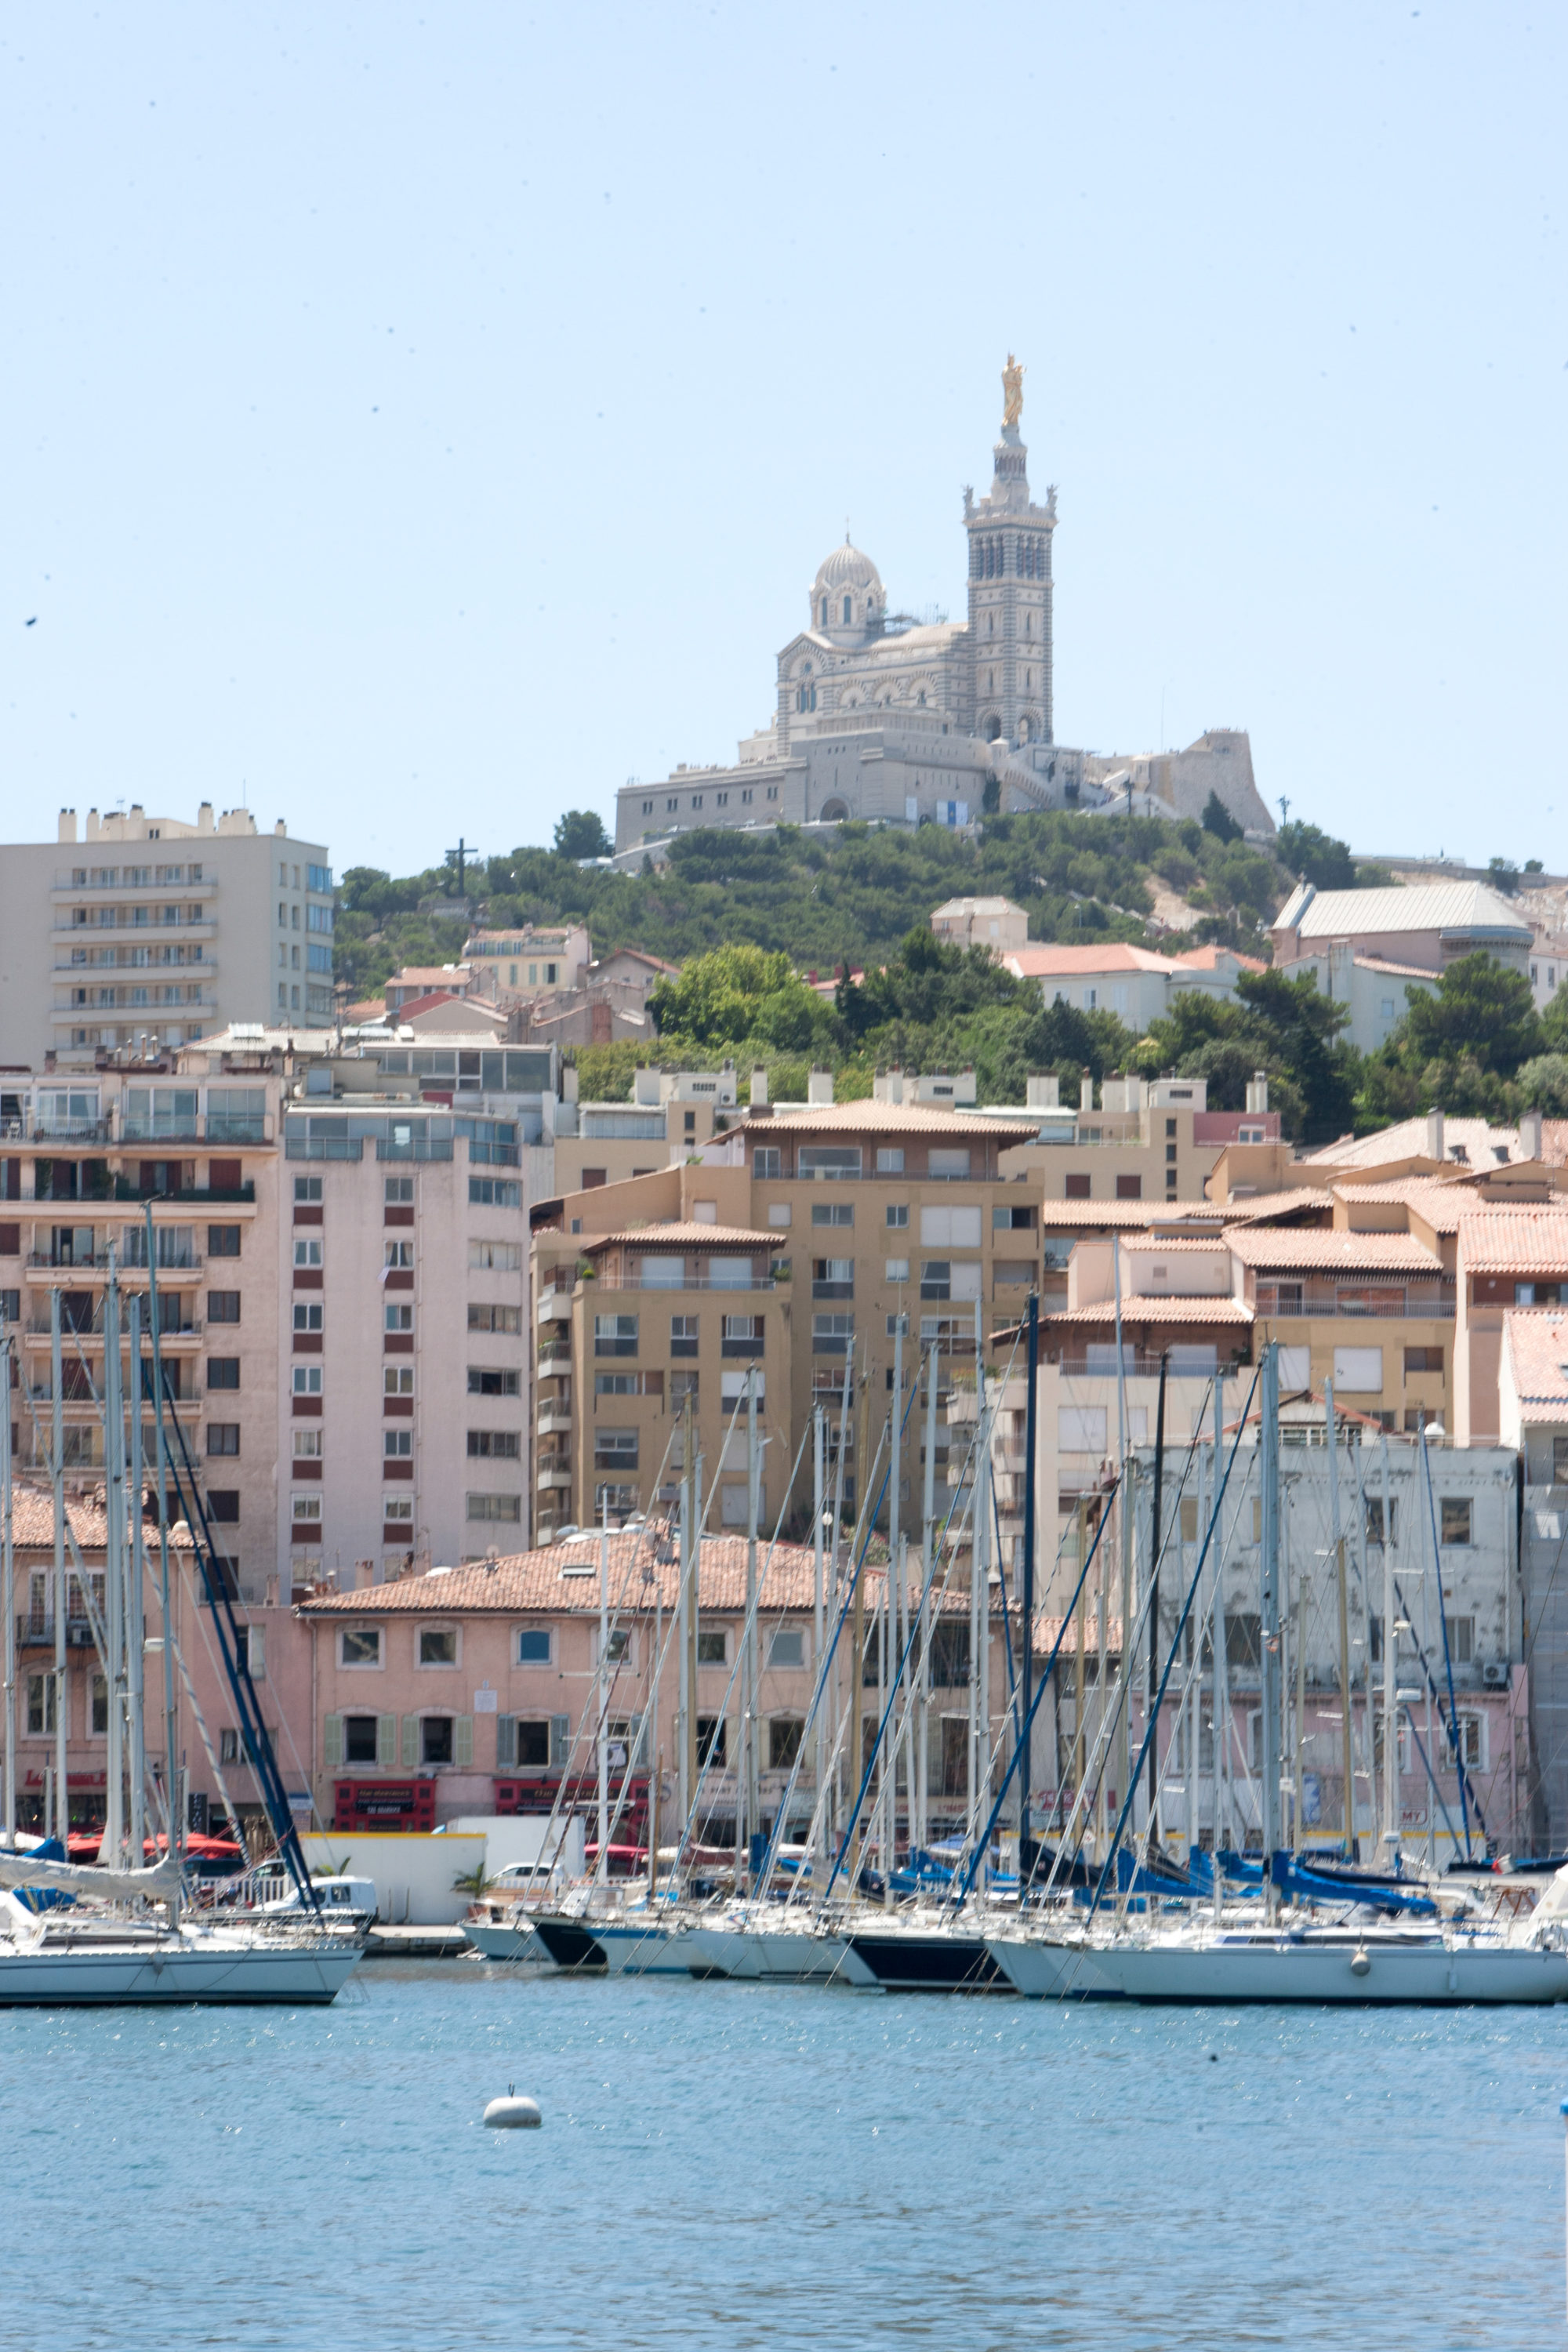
10;1836;75;1913
1269;1851;1436;1915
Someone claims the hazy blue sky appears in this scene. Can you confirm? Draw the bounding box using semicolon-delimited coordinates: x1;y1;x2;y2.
2;3;1562;874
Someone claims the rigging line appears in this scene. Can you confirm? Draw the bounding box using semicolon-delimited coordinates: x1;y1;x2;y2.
815;1356;949;1902
1387;1563;1488;1840
1040;1383;1218;1905
1088;1364;1261;1922
954;1476;1120;1903
1419;1422;1472;1859
682;1403;891;1890
1401;1704;1463;1851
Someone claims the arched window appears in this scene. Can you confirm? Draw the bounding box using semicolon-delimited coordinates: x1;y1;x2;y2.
820;596;828;626
843;595;852;625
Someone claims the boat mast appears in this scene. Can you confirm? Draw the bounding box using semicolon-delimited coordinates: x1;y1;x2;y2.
971;1296;990;1887
146;1232;180;1904
1113;1238;1131;1857
1145;1351;1168;1840
1258;1341;1283;1913
918;1342;938;1860
1210;1374;1225;1913
1324;1380;1357;1862
886;1319;902;1891
744;1365;760;1877
127;1297;147;1868
103;1254;125;1865
812;1405;826;1882
2;1326;13;1842
1380;1429;1398;1867
598;1493;609;1888
1019;1292;1037;1889
677;1393;692;1842
1294;1563;1308;1858
50;1283;67;1844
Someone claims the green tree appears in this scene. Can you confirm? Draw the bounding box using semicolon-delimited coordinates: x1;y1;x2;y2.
553;809;613;859
1399;953;1541;1077
1201;792;1243;844
1275;821;1356;891
1514;1054;1568;1116
649;944;832;1054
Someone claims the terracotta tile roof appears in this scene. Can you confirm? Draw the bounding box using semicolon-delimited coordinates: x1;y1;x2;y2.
1503;1311;1568;1422
1332;1175;1478;1233
1298;1117;1523;1171
1221;1189;1338;1223
1037;1200;1228;1229
582;1221;781;1250
9;1483;194;1553
1224;1225;1443;1272
1350;955;1442;980
1120;1236;1233;1253
1044;1296;1254;1326
1457;1209;1568;1274
297;1537;966;1618
744;1102;1039;1138
1001;943;1182;978
1171;944;1267;973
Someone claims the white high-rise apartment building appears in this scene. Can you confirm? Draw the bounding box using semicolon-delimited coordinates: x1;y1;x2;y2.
0;803;334;1069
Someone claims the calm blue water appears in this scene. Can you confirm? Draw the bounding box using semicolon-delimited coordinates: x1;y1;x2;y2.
5;1963;1566;2349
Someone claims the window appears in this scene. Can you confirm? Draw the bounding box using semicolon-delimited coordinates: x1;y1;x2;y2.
208;1224;241;1257
886;1312;909;1338
293;1237;323;1268
294;1175;322;1204
767;1715;804;1769
384;1366;415;1396
813;1258;854;1296
595;1430;639;1470
468;1366;520;1397
90;1673;109;1737
1365;1497;1398;1546
885;1258;909;1282
768;1627;806;1670
383;1494;413;1524
207;1356;240;1390
466;1493;522;1522
385;1176;414;1205
920;1261;951;1300
419;1628;458;1667
206;1490;240;1523
886;1203;909;1229
339;1628;383;1668
1404;1347;1444;1376
468;1429;521;1458
1332;1346;1383;1393
208;1289;241;1324
1447;1613;1475;1665
697;1716;726;1766
1065;1173;1091;1200
695;1629;728;1668
419;1716;454;1767
289;1493;319;1526
813;1313;853;1355
469;1178;521;1208
26;1673;56;1736
1116;1175;1142;1201
206;1424;241;1457
811;1202;854;1227
383;1429;412;1458
799;1145;862;1181
517;1628;552;1666
292;1366;323;1395
928;1148;971;1179
602;1628;632;1665
468;1301;521;1333
753;1147;782;1180
670;1367;700;1403
670;1314;699;1358
469;1239;522;1271
384;1240;414;1269
595;1313;638;1358
293;1428;323;1458
385;1304;414;1333
292;1301;323;1334
723;1314;763;1356
1441;1497;1472;1546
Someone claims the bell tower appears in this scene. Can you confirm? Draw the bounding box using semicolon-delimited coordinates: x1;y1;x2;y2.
963;355;1056;746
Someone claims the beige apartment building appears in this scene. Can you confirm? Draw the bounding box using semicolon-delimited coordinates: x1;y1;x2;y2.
550;1065;739;1196
0;804;335;1069
996;1071;1279;1207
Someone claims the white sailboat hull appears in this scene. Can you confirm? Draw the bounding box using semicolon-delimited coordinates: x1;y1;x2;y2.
679;1923;875;1985
0;1933;361;2006
988;1929;1568;2005
463;1921;550;1965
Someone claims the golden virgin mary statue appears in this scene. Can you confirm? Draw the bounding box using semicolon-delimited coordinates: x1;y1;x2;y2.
1002;353;1024;428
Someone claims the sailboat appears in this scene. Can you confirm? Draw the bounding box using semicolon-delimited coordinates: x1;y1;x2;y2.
984;1342;1568;2006
0;1233;361;2006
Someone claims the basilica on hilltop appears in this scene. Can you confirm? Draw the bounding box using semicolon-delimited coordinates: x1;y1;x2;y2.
613;361;1271;853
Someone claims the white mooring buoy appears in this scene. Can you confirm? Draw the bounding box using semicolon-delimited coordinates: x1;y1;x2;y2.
484;2082;542;2129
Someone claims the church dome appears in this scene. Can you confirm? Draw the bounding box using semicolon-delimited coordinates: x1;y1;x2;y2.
814;539;882;597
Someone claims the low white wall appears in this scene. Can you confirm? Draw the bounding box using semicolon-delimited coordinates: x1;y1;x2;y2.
437;1814;586;1878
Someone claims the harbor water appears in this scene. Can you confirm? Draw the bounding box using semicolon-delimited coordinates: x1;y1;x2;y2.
5;1963;1566;2350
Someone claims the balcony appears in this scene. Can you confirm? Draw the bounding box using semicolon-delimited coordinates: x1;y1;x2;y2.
537;1290;572;1322
16;1616;96;1649
536;1408;573;1438
1254;1284;1455;1320
536;1464;572;1490
0;1116;113;1143
538;1339;572;1371
24;1314;201;1341
27;1250;205;1278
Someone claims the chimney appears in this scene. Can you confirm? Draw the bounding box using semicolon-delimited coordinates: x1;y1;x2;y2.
1521;1107;1544;1162
1426;1109;1445;1163
873;1068;904;1105
197;800;215;833
807;1068;835;1105
57;808;77;844
750;1065;768;1109
1080;1071;1094;1115
1026;1075;1061;1110
1246;1070;1269;1115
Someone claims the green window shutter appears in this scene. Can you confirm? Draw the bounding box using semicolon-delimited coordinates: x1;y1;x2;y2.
453;1714;474;1769
549;1713;571;1769
401;1714;419;1769
377;1712;397;1769
495;1715;517;1769
323;1711;343;1772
